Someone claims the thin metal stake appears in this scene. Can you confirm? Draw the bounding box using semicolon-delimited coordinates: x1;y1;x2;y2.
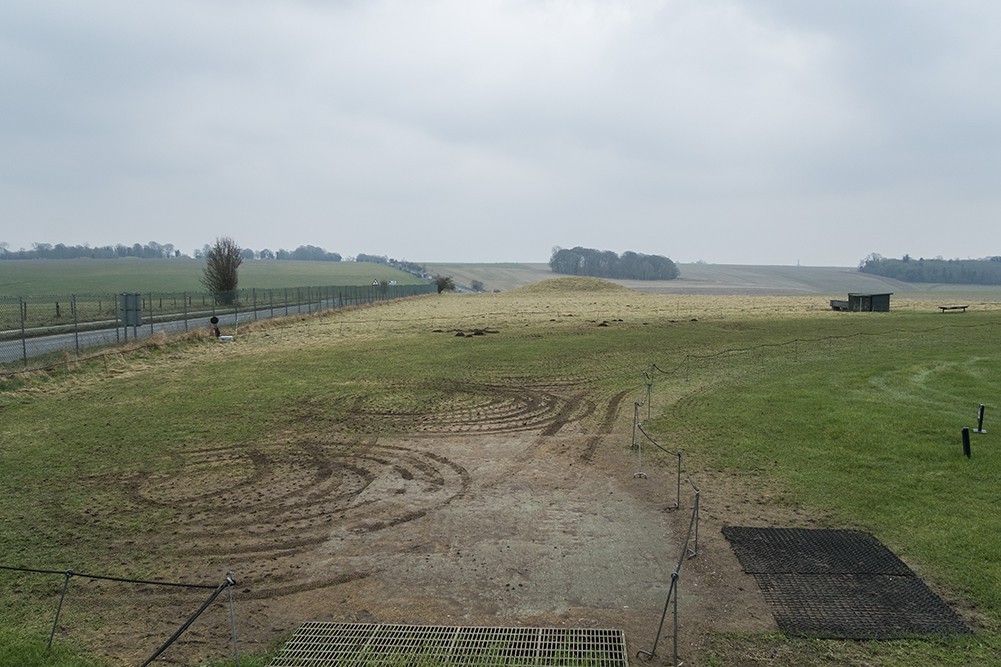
672;571;680;666
632;402;641;450
20;297;28;367
644;370;653;420
48;570;73;650
72;295;80;357
689;484;701;559
226;573;239;666
673;452;682;511
633;403;647;479
975;404;987;434
637;572;678;662
140;581;229;666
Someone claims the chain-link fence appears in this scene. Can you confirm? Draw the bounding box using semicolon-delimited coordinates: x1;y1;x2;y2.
0;283;436;373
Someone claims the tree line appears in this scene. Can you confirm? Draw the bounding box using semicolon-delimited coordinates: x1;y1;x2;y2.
858;254;1001;285
241;245;341;261
356;254;429;278
549;246;680;280
0;241;182;259
0;241;344;262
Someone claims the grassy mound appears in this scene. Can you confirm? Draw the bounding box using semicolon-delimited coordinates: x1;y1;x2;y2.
506;276;633;295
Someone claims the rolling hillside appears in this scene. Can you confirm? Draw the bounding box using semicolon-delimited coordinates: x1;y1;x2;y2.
425;262;1001;300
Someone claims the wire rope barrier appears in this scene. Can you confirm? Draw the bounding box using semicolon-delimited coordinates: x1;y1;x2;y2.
0;564;239;665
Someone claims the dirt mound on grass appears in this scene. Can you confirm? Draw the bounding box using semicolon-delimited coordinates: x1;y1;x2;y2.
507;277;635;295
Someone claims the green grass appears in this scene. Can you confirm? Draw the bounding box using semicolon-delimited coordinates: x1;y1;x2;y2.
645;316;1001;665
2;294;1000;665
0;627;103;667
0;258;424;296
654;320;1001;610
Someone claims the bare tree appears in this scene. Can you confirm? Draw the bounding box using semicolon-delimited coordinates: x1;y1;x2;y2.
201;237;243;303
434;275;455;293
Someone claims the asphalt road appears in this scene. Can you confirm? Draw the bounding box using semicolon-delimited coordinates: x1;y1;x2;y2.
1;300;328;367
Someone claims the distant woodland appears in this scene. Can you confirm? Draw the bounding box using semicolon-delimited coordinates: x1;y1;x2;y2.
858;254;1001;285
0;241;345;262
549;246;679;280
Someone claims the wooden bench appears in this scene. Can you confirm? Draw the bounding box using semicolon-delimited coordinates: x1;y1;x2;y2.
939;305;969;313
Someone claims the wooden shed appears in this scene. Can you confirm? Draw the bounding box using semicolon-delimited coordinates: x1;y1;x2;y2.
831;292;892;312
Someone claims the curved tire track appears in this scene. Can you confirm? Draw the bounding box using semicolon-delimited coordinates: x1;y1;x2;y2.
125;440;469;599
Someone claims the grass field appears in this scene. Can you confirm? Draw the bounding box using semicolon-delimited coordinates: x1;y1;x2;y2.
0;258;425;296
1;277;1000;666
425;261;1001;302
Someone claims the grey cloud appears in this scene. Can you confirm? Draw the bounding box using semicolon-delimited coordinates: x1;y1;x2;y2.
1;0;999;265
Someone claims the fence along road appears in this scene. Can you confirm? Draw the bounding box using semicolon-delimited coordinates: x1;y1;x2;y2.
1;283;436;371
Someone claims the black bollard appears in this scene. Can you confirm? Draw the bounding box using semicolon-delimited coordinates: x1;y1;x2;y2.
974;404;987;434
962;427;971;458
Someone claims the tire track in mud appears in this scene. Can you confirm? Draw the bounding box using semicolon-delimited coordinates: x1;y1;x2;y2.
124;440;470;600
115;381;599;602
341;381;596;435
580;389;630;463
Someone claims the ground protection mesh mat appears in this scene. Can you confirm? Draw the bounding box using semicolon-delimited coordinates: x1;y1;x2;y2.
722;527;971;639
268;622;630;666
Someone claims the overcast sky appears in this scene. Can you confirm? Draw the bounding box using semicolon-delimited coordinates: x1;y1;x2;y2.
2;1;999;266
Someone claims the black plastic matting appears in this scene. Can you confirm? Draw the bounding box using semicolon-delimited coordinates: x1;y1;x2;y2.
723;527;972;639
721;527;913;575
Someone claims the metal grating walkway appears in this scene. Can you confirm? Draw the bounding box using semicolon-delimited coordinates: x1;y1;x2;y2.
268;622;630;666
723;527;972;639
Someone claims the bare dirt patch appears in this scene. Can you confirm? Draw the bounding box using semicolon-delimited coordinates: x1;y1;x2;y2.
62;380;774;666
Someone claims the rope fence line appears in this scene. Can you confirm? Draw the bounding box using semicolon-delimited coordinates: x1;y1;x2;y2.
631;391;700;666
0;564;239;665
636;463;700;666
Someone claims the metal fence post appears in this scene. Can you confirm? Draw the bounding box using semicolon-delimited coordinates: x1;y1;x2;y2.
674;452;682;511
688;481;701;559
140;580;230;667
71;295;80;357
226;573;239;665
48;570;73;650
672;570;680;666
20;297;28;367
644;371;653;420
